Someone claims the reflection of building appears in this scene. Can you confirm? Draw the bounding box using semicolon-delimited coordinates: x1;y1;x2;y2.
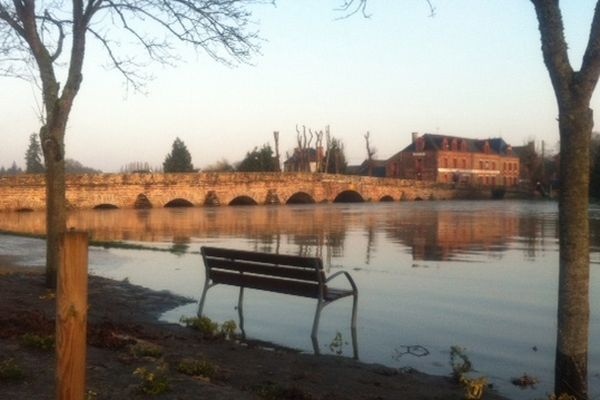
386;133;520;186
385;209;520;261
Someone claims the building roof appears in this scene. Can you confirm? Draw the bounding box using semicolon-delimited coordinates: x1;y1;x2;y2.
283;148;320;165
389;133;515;160
347;159;387;177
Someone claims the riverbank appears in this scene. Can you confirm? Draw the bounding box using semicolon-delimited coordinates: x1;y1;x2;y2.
0;265;509;400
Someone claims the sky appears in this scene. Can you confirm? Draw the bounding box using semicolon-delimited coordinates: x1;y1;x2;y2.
1;1;599;172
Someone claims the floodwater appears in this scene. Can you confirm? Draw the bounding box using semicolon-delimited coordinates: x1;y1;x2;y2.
1;200;599;400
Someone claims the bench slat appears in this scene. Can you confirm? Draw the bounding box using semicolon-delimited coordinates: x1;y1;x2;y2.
209;270;321;298
204;257;321;282
202;246;322;270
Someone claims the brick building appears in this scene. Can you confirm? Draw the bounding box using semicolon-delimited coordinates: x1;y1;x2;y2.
386;133;520;186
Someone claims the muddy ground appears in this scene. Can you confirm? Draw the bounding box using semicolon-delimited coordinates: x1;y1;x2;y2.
0;269;508;400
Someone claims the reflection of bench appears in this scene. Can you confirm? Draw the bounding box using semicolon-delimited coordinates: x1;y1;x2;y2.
198;246;358;356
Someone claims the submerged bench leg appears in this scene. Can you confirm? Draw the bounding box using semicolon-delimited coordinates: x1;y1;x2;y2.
237;286;246;339
197;279;210;317
351;292;359;359
311;300;325;354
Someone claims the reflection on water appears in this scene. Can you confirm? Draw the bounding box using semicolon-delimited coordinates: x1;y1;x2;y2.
1;201;587;263
1;200;599;400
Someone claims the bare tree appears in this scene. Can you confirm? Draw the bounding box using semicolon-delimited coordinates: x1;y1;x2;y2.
531;3;600;398
313;128;324;172
0;0;264;288
273;130;281;172
364;131;376;176
340;1;600;398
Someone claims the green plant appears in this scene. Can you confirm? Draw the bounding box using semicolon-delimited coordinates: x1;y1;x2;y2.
511;373;539;388
133;364;171;395
181;316;219;337
20;333;54;351
328;331;347;356
176;358;216;379
0;358;25;382
180;316;237;340
251;382;314;400
220;320;237;340
449;346;472;382
548;394;577;400
130;341;163;358
449;346;488;400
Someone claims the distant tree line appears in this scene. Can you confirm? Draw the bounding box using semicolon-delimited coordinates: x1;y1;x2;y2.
0;133;101;176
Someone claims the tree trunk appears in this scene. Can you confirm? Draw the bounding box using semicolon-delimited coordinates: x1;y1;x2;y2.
555;105;591;399
43;128;67;289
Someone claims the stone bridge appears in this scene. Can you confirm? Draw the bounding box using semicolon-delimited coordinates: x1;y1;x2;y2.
0;172;464;211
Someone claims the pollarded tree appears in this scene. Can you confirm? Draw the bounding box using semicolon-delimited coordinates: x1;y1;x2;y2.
25;132;45;173
0;1;262;288
163;138;194;173
341;1;600;398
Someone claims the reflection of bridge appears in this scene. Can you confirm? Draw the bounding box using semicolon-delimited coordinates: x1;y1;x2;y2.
0;172;461;211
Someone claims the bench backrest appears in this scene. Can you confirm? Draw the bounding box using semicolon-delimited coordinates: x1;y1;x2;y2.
201;246;325;298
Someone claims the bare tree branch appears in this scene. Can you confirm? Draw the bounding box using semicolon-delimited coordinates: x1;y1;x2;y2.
531;0;574;104
579;1;600;103
335;0;435;19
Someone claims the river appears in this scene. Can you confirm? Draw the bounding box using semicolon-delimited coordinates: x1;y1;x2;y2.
0;200;598;400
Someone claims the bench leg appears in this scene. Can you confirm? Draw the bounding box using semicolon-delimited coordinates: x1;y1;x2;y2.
197;279;211;317
311;300;325;353
351;293;359;360
237;286;246;339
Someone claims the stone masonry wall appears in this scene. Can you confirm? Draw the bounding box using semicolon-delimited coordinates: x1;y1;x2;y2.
0;172;464;212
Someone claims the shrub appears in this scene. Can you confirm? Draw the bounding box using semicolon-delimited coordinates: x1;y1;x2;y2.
0;358;25;382
133;364;170;395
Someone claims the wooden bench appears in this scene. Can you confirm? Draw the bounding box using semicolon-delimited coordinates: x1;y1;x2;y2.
198;246;358;355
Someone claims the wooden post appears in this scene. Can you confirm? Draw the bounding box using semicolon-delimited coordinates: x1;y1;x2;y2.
56;231;89;400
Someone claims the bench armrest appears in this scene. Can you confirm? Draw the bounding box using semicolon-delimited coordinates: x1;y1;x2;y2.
325;271;357;293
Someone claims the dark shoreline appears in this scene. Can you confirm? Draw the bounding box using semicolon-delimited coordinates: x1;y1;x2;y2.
0;268;509;400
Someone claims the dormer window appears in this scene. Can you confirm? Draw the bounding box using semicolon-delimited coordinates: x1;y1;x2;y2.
484;141;491;154
461;140;468;152
451;138;458;151
416;137;425;152
442;138;449;150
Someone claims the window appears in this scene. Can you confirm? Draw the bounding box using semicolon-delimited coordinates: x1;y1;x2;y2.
462;159;466;168
451;139;458;151
453;158;458;168
479;160;484;169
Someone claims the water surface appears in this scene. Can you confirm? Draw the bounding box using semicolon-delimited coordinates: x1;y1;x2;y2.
1;200;599;400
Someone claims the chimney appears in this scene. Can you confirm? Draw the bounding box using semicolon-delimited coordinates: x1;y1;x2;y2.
412;132;419;143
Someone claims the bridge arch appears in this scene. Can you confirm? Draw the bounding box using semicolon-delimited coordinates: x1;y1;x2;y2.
204;191;221;206
286;192;316;204
164;198;194;208
379;195;394;202
93;203;119;210
333;190;364;203
134;194;152;209
229;195;258;206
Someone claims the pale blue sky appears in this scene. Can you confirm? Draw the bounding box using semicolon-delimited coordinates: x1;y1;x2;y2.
1;1;598;172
